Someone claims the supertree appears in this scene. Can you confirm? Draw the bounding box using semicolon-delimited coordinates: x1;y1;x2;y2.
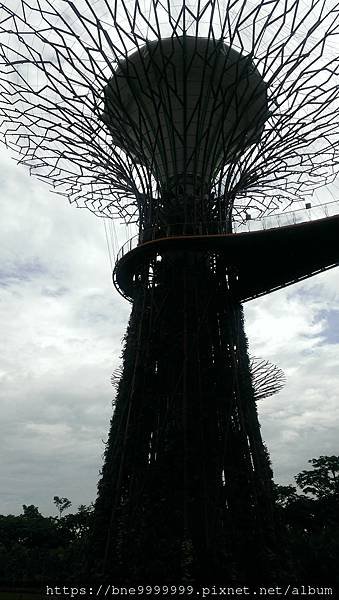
1;0;339;584
250;358;286;403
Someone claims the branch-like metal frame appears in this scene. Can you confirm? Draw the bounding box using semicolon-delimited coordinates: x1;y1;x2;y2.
0;0;339;227
250;357;286;401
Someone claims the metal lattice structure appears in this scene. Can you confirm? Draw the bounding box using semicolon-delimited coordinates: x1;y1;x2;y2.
1;0;339;585
250;357;286;402
1;1;339;226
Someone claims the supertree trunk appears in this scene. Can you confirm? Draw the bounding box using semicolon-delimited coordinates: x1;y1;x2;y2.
91;248;277;583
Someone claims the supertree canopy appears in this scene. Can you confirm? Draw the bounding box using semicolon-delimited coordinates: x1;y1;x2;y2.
0;0;339;227
250;358;286;402
1;0;339;586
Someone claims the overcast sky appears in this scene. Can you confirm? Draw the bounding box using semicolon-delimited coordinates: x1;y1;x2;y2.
1;148;339;517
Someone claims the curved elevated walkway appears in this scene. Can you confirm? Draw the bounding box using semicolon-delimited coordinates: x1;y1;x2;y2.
113;214;339;302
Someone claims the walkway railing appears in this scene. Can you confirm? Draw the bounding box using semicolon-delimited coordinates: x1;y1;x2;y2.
116;222;231;261
116;199;339;263
234;199;339;233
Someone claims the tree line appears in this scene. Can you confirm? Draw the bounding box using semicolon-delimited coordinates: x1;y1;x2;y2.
0;456;338;586
0;498;93;586
274;455;339;583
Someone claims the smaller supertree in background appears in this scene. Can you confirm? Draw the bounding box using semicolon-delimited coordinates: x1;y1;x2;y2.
250;358;286;402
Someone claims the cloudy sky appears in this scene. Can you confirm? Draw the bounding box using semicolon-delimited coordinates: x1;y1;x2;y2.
1;147;339;517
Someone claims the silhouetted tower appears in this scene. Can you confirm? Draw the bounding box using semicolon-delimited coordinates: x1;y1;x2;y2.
93;36;275;582
1;0;339;585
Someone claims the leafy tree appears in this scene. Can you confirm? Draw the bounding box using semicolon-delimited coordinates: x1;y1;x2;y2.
0;500;94;586
22;505;42;519
272;455;339;584
53;496;72;518
295;455;339;498
274;484;298;508
58;504;94;541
